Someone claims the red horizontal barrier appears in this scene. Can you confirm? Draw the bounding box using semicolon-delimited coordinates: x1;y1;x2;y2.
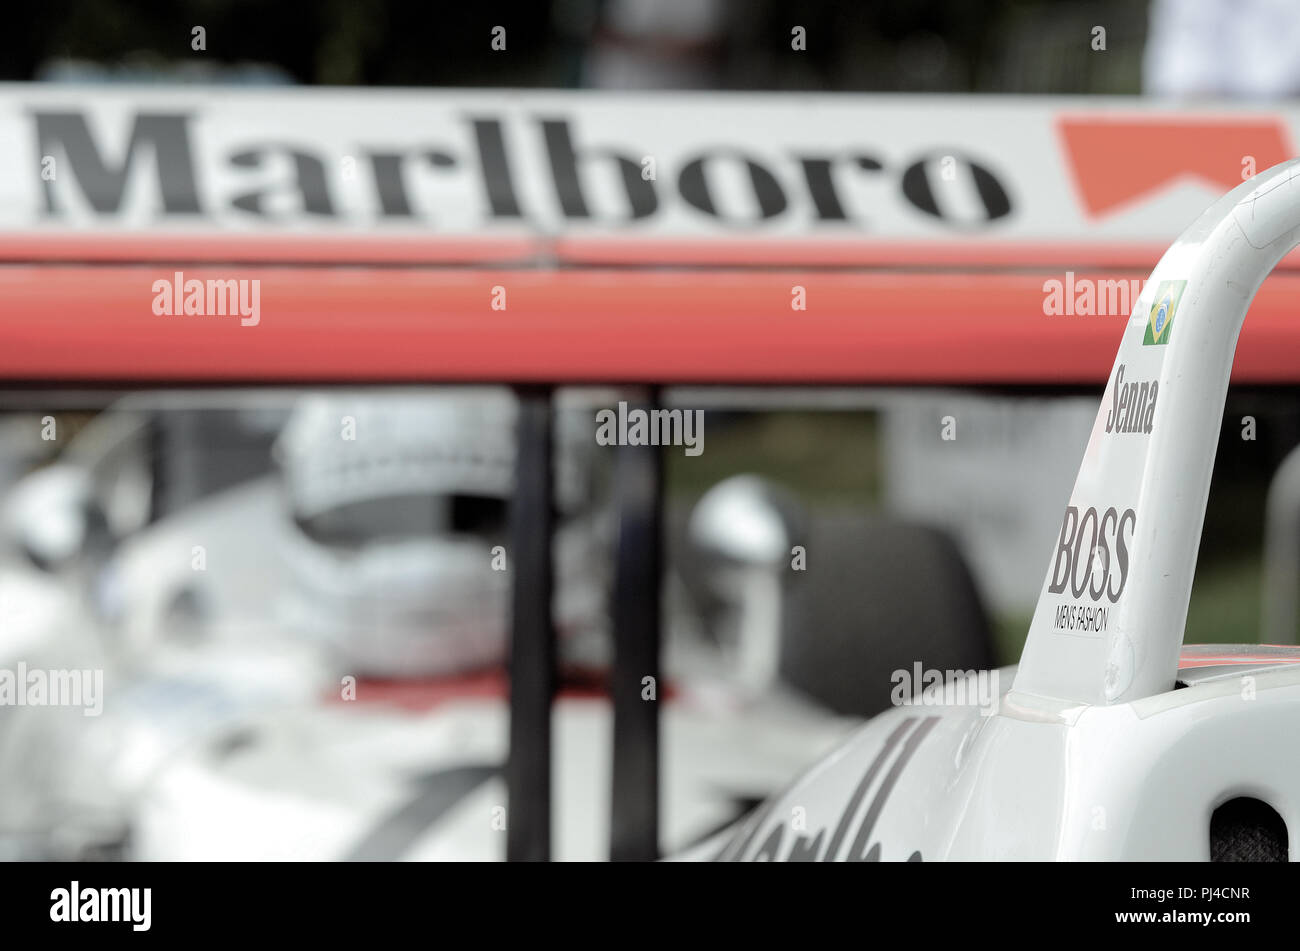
2;264;1299;385
8;233;1300;272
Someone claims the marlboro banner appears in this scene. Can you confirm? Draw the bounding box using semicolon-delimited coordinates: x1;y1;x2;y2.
1;85;1300;386
0;85;1294;256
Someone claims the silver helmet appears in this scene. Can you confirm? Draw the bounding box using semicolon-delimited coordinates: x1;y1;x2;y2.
273;388;606;678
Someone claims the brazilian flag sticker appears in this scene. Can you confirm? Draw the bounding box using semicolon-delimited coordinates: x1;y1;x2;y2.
1143;280;1186;346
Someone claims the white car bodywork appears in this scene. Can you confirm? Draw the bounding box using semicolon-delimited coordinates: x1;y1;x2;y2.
125;686;852;861
699;649;1300;861
695;159;1300;862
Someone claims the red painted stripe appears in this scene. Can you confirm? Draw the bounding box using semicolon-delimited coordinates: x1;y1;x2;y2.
0;234;538;265
4;266;1300;385
550;238;1179;270
9;233;1300;272
1177;657;1300;668
326;671;508;710
1178;644;1300;668
322;668;668;711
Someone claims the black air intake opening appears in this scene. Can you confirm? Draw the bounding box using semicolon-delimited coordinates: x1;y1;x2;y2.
1211;797;1287;862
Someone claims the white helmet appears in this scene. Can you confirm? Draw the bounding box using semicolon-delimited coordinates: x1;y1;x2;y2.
273;388;606;678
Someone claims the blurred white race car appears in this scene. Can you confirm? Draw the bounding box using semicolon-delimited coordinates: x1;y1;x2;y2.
0;388;872;859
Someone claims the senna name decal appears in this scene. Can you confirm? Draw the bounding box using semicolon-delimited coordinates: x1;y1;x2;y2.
1105;364;1157;435
715;716;938;862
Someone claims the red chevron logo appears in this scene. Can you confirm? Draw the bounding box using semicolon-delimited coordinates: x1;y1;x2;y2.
1058;116;1292;218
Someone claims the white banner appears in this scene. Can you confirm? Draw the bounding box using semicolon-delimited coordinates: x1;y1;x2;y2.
0;85;1292;242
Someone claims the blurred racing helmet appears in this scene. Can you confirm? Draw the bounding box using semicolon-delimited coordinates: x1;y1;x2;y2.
273;388;606;677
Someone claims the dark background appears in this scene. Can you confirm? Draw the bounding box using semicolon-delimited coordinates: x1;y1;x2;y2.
0;0;1148;92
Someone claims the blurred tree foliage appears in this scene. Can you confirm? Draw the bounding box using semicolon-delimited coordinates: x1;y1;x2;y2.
1;0;1147;92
